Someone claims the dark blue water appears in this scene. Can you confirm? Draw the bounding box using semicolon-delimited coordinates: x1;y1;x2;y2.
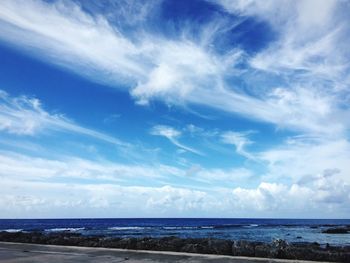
1;218;349;245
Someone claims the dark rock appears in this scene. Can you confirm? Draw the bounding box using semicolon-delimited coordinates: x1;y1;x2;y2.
207;239;232;255
136;237;159;250
117;238;138;249
181;243;202;253
232;240;255;256
159;236;185;251
1;231;350;262
270;239;289;258
254;243;271;258
322;227;349;234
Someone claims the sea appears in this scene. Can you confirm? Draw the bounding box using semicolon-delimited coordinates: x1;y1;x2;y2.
1;218;349;246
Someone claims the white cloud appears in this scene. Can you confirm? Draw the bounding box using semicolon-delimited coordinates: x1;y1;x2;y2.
0;178;218;218
210;0;350;134
150;125;203;155
0;150;184;183
0;140;349;217
216;0;350;82
150;125;181;139
0;0;349;136
221;131;254;159
231;177;350;217
251;11;348;86
0;89;126;146
259;136;350;184
0;0;146;84
145;185;208;213
232;182;291;211
2;169;349;218
191;166;255;186
263;87;345;135
130;40;230;106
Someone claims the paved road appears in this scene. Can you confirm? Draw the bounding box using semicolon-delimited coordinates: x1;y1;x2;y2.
0;242;326;263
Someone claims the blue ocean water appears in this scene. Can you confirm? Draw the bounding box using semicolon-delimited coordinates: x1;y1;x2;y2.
1;218;349;245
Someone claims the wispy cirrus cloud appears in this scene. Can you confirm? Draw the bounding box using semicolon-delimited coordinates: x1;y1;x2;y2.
1;0;349;136
0;0;146;84
221;131;255;159
0;89;126;146
217;0;349;77
214;0;350;89
150;125;203;155
0;150;184;183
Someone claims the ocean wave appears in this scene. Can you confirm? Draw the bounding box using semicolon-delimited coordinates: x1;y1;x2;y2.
108;225;258;231
108;226;216;231
213;224;247;229
108;226;146;231
162;226;198;230
1;229;23;233
163;226;215;230
45;227;85;232
244;224;259;228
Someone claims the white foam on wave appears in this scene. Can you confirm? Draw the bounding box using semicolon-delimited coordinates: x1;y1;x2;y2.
108;226;145;231
244;224;259;228
163;226;198;230
45;227;85;232
1;229;23;233
201;226;214;229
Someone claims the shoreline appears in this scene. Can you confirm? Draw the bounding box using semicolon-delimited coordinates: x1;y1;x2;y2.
0;231;349;262
0;242;331;263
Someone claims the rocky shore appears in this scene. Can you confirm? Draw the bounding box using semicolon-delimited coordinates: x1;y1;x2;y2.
0;231;349;262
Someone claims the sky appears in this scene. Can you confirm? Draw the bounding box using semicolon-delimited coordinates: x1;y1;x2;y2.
0;0;350;219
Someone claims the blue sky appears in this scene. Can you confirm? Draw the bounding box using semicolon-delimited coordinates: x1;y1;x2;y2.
0;0;350;218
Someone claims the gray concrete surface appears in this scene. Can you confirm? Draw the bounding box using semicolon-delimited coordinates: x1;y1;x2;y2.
0;242;328;263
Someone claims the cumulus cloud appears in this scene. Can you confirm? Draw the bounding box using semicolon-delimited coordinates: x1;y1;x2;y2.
0;180;214;217
0;136;349;217
231;177;350;217
2;170;349;218
258;136;350;184
145;185;208;213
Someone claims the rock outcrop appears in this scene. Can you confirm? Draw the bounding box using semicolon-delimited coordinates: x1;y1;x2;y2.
0;231;349;262
322;227;350;234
